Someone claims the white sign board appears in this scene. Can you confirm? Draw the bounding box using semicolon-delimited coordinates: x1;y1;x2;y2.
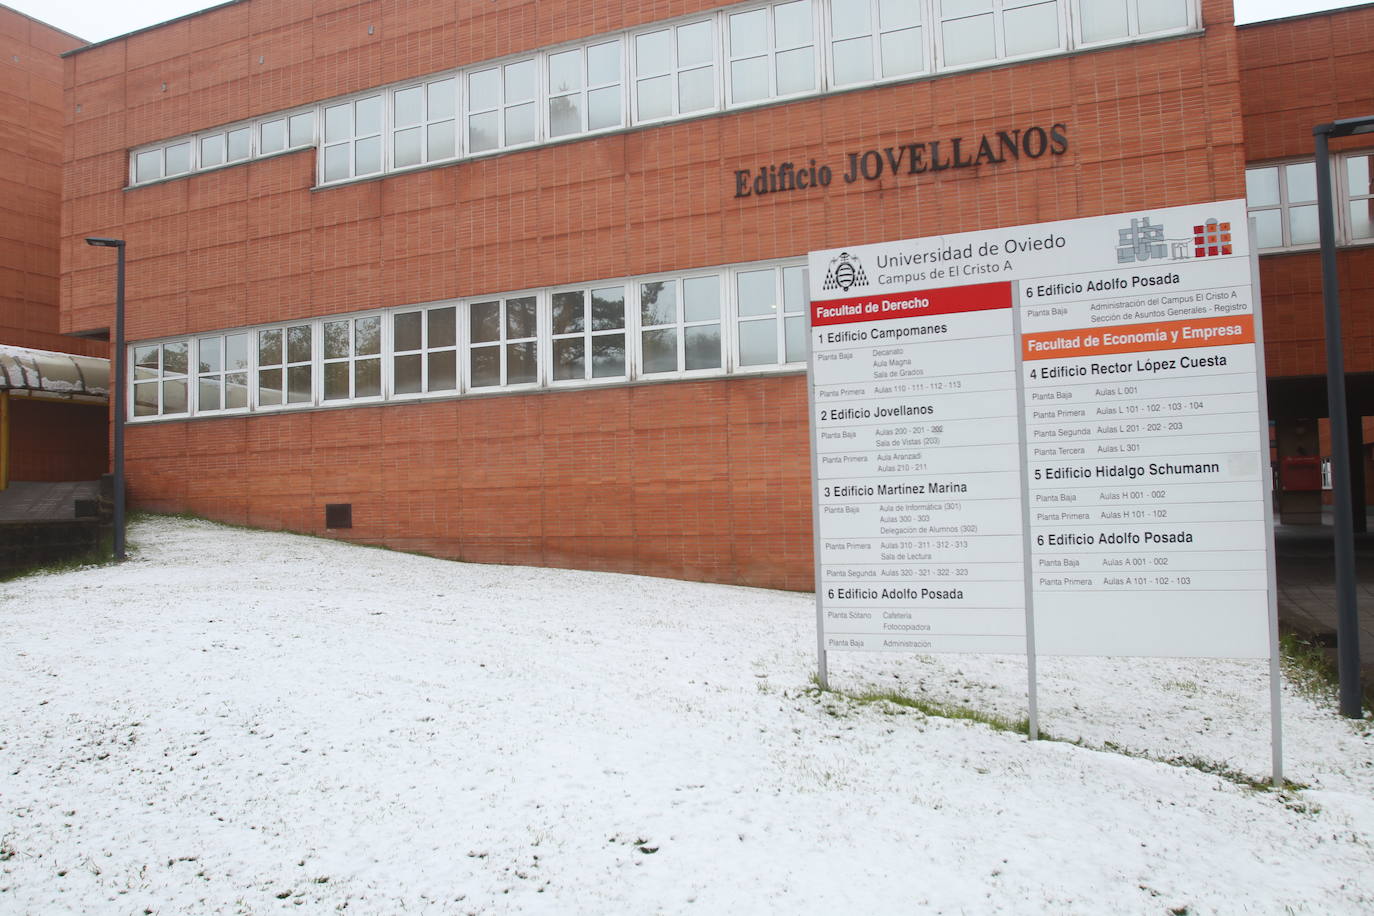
808;200;1273;659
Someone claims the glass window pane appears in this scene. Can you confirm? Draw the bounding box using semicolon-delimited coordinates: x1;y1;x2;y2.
470;68;501;110
165;142;191;176
324;362;349;399
428;307;456;349
1004;2;1060;57
199;377;222;411
428;121;456;160
550;95;582;138
685;324;722;370
943;0;992;15
783;267;806;313
553;338;585;380
394;127;422;167
395;353;422;394
677;21;713;67
641;281;677;326
831;0;872;39
507;297;537;339
730;10;769;57
324;104;351;143
637;75;672;120
1139;0;1188;33
355;358;381;398
591;287;625;330
588;41;620;85
1345;155;1372;196
136;149;162;182
591;334;626;378
261;119;286;154
942;14;995;67
833;37;872;86
880;0;921;29
1251;208;1282;249
1286;162;1317;204
738;320;777;366
777;46;814;94
506;102;536;145
775;0;814;47
471;301;500;343
505;59;536;102
469;111;499;153
227;127;252;160
881;27;922;76
470;347;500;388
259;329;282;366
164;341;188;375
355;136;382;174
226;333;249;370
785;315;807;362
1289;205;1319;245
199;336;221;374
588;87;620;130
356;96;382;135
226;372;248;409
507;341;537;384
1245;167;1280;207
636;30;671;76
549;49;582;93
643;328;678;373
355;316;380;356
288;365;310;403
428;351;457;391
737;269;777;317
684;276;721;322
287;325;311;363
395;85;424;126
553;291;585;335
289;111;314;147
134;381;158;416
1080;0;1128;42
429;79;456;120
732;57;770;104
201;134;225;168
679;67;714;113
258;368;283;405
324;144;350;182
162;378;188;413
325;320;351;359
135;344;159;376
1348;201;1374;241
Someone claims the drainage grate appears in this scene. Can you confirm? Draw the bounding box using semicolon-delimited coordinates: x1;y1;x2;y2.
324;503;352;529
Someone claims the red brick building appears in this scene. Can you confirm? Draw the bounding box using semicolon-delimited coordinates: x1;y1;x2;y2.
56;0;1373;585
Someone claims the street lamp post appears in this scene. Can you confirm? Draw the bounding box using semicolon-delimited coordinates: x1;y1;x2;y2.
1313;116;1374;718
85;236;127;561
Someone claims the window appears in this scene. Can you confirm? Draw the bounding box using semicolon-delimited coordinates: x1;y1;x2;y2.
469;296;538;388
640;275;723;374
727;0;817;106
633;19;717;122
468;58;538;154
830;0;925;86
393;78;458;169
132;340;190;417
257;324;314;408
392;305;458;396
196;333;250;413
1076;0;1189;44
199;126;253;169
734;264;807;368
132;140;192;184
1344;153;1374;242
551;286;628;382
322;95;383;182
548;40;623;138
938;0;1062;68
322;315;383;401
1246;161;1318;250
260;110;314;156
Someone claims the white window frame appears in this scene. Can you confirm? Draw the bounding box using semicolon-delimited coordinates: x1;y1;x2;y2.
630;16;721;124
254;321;317;411
1071;0;1195;48
466;292;542;390
130;339;191;419
936;0;1066;71
548;283;632;386
390;302;461;399
466;55;541;157
193;331;252;415
1340;150;1374;246
390;76;460;172
320;93;385;184
546;38;626;139
825;0;931;89
731;261;809;372
725;0;821;108
1246;159;1321;253
635;272;728;379
321;312;386;403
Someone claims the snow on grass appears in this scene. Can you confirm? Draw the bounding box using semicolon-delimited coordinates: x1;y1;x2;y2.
2;516;1372;914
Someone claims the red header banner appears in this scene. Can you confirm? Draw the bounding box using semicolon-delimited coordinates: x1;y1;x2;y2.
810;281;1013;326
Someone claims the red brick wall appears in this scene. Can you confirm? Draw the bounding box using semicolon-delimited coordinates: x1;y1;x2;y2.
1239;6;1374;379
0;8;102;357
7;397;108;481
61;0;1249;587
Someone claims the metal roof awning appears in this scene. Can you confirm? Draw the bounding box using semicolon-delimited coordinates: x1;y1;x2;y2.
0;345;109;402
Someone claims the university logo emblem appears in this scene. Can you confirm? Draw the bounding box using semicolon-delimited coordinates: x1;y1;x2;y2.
822;252;868;292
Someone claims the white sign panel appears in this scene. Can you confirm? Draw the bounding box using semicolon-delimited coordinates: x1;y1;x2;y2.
808;200;1272;659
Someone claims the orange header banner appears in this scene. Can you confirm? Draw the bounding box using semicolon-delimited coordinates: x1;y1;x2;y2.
1021;314;1255;361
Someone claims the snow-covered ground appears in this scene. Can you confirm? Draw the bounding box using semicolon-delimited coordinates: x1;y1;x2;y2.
2;517;1371;914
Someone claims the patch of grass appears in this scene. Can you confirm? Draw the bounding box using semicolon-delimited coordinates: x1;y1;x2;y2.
808;677;1031;735
1279;629;1340;700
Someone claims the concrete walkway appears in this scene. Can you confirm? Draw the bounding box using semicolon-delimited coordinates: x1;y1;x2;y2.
0;480;101;523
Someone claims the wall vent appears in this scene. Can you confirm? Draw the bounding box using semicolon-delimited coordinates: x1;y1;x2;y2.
325;503;352;529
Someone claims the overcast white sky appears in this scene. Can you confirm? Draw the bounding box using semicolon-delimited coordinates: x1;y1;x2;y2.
4;0;1369;45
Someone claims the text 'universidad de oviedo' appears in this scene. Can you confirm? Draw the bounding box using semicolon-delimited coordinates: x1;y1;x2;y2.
732;124;1069;198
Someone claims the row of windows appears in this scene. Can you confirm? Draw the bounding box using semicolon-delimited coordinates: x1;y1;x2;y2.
129;261;809;420
1245;152;1374;251
128;0;1196;187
